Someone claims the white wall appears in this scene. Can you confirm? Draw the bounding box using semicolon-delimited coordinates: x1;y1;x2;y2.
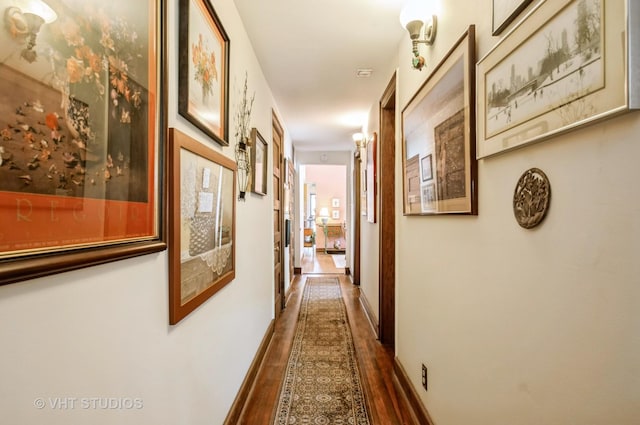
0;1;286;424
388;0;640;424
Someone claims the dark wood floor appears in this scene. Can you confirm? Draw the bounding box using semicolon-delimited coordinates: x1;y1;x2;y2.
237;274;416;424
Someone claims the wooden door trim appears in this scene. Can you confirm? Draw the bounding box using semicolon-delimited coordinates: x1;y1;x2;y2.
272;110;285;318
379;73;396;347
353;152;361;285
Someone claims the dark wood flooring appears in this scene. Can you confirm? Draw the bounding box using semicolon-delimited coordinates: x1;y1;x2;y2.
237;274;416;424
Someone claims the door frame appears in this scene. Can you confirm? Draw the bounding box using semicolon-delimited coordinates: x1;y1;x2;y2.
273;111;285;319
379;73;396;347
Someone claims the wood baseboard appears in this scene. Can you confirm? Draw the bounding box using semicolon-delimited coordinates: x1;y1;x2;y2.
359;290;379;338
393;357;435;425
293;267;302;275
345;267;351;275
223;320;275;425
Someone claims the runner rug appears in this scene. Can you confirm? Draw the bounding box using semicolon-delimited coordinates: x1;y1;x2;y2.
273;276;371;425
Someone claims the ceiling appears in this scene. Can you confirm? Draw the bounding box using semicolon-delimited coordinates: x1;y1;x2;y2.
233;0;407;151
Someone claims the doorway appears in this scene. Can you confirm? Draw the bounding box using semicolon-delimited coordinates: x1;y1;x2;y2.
300;164;347;275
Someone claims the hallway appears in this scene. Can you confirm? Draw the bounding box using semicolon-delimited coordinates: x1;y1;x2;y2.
237;274;416;424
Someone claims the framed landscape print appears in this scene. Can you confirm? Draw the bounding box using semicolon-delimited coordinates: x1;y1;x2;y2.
178;0;229;146
492;0;535;35
401;26;478;216
168;128;236;325
0;0;166;285
250;127;267;195
478;0;640;158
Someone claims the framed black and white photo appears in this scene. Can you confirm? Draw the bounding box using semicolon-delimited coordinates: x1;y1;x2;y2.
478;0;639;158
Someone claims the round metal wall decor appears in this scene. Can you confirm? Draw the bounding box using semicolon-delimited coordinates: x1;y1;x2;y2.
513;168;551;229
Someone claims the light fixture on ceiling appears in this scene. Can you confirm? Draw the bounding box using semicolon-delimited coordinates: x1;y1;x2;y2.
399;0;437;71
4;0;57;63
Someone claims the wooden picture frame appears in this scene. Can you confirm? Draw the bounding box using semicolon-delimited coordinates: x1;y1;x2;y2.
366;132;377;223
178;0;229;146
421;154;433;181
401;26;478;216
250;128;267;195
0;0;166;285
478;0;639;158
168;128;236;325
492;0;535;35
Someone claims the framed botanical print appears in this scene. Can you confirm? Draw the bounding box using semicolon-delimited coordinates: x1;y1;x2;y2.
0;0;166;285
178;0;229;146
168;128;236;325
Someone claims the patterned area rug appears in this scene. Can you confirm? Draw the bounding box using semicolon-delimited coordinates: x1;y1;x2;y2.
274;277;370;425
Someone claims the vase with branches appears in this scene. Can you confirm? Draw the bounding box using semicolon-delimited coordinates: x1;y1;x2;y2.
234;72;255;200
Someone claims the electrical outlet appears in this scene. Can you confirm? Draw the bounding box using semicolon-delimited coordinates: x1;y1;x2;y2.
421;364;428;391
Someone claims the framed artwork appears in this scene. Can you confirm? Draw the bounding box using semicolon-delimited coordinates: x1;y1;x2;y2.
0;0;166;285
332;198;339;207
401;26;478;216
478;0;640;158
421;183;436;213
492;0;535;35
250;128;267;195
168;128;236;325
332;210;340;219
366;132;377;223
420;154;433;182
178;0;229;146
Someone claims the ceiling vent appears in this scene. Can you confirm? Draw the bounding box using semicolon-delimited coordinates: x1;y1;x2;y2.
356;68;373;78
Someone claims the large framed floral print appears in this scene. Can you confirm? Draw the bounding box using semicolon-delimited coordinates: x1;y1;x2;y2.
178;0;229;146
0;0;166;285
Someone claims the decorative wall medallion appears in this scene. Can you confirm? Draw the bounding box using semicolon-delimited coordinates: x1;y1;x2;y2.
513;168;551;229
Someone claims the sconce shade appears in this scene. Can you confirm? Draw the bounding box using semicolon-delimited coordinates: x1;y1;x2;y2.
404;20;424;40
10;0;57;23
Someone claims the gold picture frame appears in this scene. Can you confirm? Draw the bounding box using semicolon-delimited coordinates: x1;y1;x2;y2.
168;128;236;325
0;0;166;285
401;26;478;216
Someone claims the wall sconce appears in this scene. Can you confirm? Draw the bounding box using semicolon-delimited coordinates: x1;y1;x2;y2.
4;0;57;63
352;132;368;160
352;132;368;150
399;1;438;71
235;138;251;201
